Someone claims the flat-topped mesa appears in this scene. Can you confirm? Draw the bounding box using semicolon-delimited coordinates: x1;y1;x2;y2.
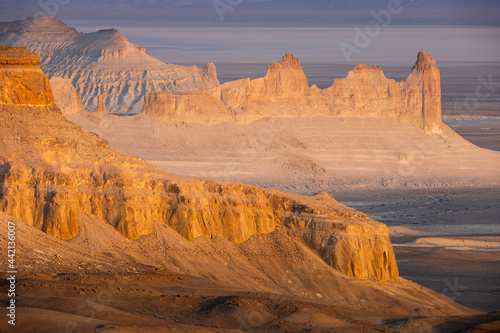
0;45;40;66
0;46;54;105
141;51;443;134
0;47;399;281
0;17;220;114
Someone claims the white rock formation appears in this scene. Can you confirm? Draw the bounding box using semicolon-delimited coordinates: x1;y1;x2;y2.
49;76;86;114
0;16;219;113
143;52;442;134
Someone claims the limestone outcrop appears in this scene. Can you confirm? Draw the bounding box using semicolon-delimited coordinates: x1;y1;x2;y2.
0;17;220;113
49;76;86;114
96;92;107;114
0;46;398;281
143;52;443;134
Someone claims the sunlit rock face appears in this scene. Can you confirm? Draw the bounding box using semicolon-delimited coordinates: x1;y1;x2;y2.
0;17;219;114
0;46;54;105
406;51;443;134
0;46;398;281
143;52;443;134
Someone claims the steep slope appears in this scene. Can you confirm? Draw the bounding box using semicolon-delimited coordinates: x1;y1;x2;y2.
143;52;442;134
0;16;219;113
0;46;397;281
0;46;53;105
1;211;487;333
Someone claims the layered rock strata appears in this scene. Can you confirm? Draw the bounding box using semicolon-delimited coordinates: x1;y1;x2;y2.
0;46;53;105
0;46;398;281
0;17;219;113
143;52;443;134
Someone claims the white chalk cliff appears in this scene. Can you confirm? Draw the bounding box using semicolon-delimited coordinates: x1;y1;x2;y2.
0;17;219;113
67;52;499;191
143;52;442;134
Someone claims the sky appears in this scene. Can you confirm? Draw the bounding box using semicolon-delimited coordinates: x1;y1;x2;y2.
1;0;500;26
1;1;500;65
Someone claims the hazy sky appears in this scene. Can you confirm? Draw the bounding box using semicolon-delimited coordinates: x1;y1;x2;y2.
2;1;500;65
2;0;500;26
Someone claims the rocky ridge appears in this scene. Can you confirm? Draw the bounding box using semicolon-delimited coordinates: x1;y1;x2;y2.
144;52;443;134
0;46;398;281
0;17;219;113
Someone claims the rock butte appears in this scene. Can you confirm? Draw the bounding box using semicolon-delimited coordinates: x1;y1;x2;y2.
0;46;399;281
0;17;219;113
143;52;443;134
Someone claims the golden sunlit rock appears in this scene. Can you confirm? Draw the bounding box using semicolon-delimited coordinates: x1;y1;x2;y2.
0;46;398;281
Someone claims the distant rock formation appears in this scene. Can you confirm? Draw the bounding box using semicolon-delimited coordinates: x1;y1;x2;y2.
0;46;398;281
0;17;220;113
96;92;107;114
143;52;443;134
49;76;86;114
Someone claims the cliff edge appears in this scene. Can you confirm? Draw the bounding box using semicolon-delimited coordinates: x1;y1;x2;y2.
0;46;398;281
0;46;54;105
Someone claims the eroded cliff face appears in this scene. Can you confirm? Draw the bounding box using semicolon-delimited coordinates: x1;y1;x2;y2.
49;76;86;114
0;17;219;114
0;46;54;105
0;47;398;281
143;52;442;134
